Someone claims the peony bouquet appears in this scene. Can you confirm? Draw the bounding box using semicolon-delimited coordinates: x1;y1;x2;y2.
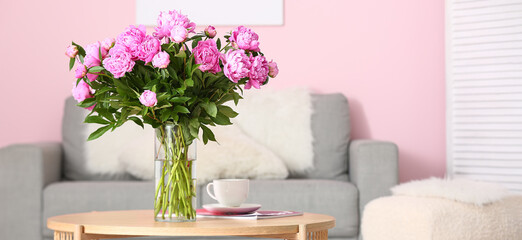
66;10;278;222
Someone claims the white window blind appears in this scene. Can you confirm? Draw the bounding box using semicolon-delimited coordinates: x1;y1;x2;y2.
447;0;522;193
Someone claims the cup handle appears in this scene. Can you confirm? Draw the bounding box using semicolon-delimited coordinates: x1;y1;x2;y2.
206;182;218;201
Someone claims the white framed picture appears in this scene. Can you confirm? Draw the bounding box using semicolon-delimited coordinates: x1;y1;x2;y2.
136;0;284;26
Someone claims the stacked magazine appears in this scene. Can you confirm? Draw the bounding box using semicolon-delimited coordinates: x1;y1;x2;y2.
196;209;303;220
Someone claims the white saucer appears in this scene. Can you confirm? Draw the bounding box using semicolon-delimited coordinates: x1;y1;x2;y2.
203;203;262;214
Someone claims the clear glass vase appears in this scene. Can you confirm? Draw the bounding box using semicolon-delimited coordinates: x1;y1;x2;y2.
154;123;197;222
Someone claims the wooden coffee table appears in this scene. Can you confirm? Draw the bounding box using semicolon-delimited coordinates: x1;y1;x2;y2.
47;210;335;240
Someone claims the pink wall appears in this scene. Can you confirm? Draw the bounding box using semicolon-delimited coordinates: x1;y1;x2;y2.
0;0;445;182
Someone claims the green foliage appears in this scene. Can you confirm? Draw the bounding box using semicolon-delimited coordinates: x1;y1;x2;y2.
71;36;272;145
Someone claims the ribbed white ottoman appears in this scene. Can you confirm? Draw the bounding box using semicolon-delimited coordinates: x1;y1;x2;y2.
361;195;522;240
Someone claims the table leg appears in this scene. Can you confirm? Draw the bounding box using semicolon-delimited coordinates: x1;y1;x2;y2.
54;231;73;240
297;224;328;240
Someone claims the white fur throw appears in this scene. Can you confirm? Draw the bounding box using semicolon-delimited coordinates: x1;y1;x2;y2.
391;177;510;205
362;195;522;240
232;88;314;174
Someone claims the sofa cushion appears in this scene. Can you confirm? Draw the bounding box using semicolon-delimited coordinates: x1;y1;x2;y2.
201;179;359;238
62;97;135;180
299;94;350;181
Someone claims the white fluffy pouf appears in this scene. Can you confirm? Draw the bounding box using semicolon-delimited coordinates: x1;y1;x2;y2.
361;178;522;240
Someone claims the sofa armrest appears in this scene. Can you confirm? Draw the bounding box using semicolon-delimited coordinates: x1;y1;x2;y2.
349;140;398;215
0;142;62;240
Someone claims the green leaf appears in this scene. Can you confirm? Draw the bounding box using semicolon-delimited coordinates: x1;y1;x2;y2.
97;108;116;122
128;116;144;128
160;109;171;122
232;92;242;105
87;125;112;141
192;37;202;49
84;115;109;125
77;98;96;108
185;78;194;87
170;97;191;103
72;42;86;56
189;118;200;128
78;54;84;64
69;57;75;71
113;78;134;96
216;38;221;50
175;50;186;58
173;105;190;114
218;105;238;118
189;125;199;138
211;112;232;125
88;66;104;73
200;102;217;117
201;125;216;144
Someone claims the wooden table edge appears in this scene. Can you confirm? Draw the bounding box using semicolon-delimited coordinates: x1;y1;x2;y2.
47;211;335;240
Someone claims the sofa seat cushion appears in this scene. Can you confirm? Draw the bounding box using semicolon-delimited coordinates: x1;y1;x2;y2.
200;179;359;238
42;181;154;238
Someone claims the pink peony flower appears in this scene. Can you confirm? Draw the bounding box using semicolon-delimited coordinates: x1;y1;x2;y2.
101;38;115;51
74;64;87;78
222;49;251;83
268;60;279;78
116;25;146;60
205;25;217;38
137;35;161;63
65;45;78;58
139;90;157;107
152;51;170;69
245;55;269;89
87;73;98;82
229;26;260;51
170;25;188;43
72;81;93;102
84;42;108;67
153;10;196;40
193;39;221;74
102;45;135;78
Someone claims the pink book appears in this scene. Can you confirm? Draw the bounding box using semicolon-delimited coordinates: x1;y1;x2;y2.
196;209;303;220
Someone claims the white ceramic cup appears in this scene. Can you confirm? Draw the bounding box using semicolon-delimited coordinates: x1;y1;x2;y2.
206;179;249;207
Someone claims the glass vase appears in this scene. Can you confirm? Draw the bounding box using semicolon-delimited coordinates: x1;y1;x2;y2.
154;123;197;222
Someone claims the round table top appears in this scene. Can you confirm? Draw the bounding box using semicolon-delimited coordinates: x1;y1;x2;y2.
47;210;335;237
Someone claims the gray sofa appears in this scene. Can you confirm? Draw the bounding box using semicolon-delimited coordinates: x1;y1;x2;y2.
0;93;398;240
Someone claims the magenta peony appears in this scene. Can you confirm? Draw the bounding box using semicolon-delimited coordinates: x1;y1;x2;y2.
152;51;170;69
245;55;269;89
193;39;221;74
102;45;135;78
204;25;217;38
87;73;98;82
268;60;279;78
84;42;108;67
72;81;93;102
65;45;78;58
101;38;115;51
230;26;260;51
170;25;188;43
153;10;196;41
139;90;157;107
222;49;251;83
116;25;146;60
74;64;87;78
138;35;161;63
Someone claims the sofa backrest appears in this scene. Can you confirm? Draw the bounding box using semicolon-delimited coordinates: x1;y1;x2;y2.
61;93;351;181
